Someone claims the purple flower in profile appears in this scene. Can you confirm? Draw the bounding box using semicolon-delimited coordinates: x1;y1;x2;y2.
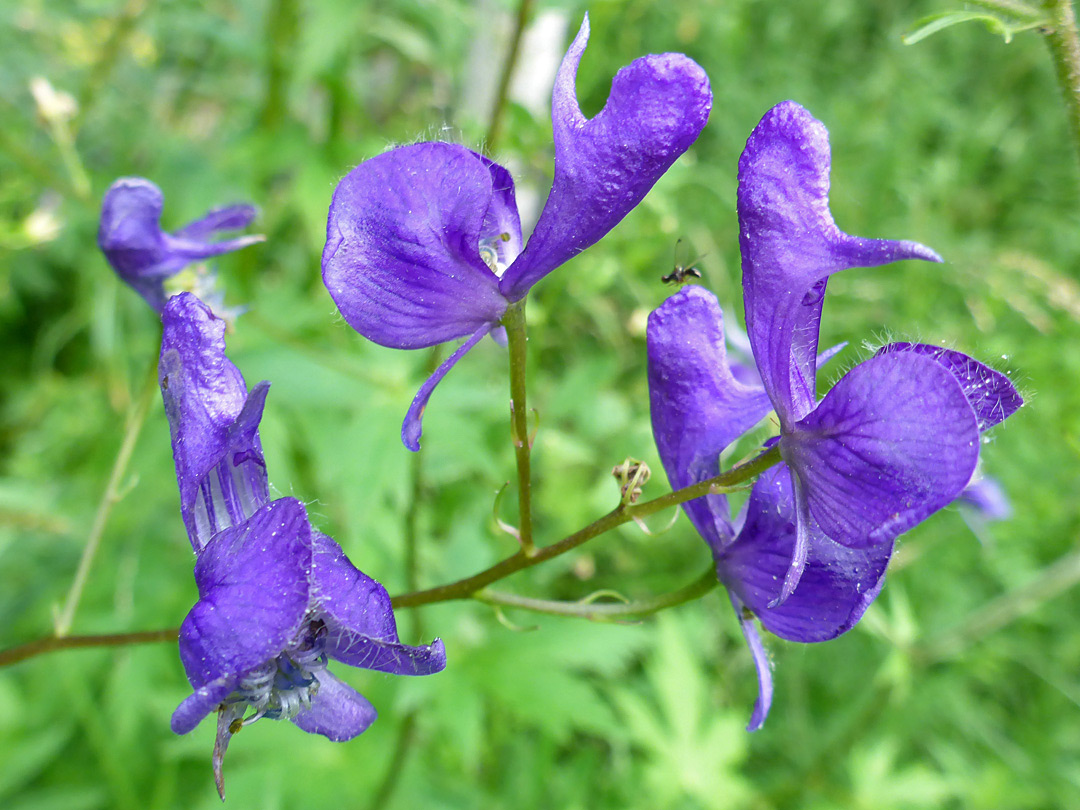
736;101;1023;604
160;293;445;798
647;286;1020;729
99;177;262;314
321;14;711;451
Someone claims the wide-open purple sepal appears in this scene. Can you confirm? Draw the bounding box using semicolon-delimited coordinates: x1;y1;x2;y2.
312;532;447;676
178;499;312;687
875;343;1022;431
720;466;891;640
782;350;980;548
499;15;712;300
647;286;772;551
322;143;510;349
401;323;492;452
99;177;261;312
737;101;941;425
291;670;378;741
161;293;269;550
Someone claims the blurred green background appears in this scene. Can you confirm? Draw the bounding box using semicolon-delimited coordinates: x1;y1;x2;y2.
3;0;1079;807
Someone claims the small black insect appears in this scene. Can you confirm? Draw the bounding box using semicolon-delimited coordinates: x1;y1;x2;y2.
661;239;704;285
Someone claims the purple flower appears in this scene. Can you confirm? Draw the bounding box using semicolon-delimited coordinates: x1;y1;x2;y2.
321;14;712;451
99;177;262;314
736;102;1022;604
647;285;1019;729
160;293;445;798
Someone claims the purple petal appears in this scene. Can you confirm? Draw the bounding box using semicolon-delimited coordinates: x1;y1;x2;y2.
312;532;447;676
959;476;1012;521
499;15;712;300
875;343;1022;431
291;670;378;741
99;177;260;312
178;499;312;687
729;594;773;732
322;142;510;349
401;323;492;452
719;466;891;639
782;350;980;548
174;204;258;241
647;286;772;552
170;674;238;734
160;293;269;551
738;102;941;425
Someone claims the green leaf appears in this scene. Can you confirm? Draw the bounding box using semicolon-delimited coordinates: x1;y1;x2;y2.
903;10;1048;45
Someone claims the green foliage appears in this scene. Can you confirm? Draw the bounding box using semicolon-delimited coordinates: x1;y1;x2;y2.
3;0;1080;808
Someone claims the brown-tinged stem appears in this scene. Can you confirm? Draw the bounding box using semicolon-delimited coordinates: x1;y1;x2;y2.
0;628;180;668
0;445;781;667
390;443;781;608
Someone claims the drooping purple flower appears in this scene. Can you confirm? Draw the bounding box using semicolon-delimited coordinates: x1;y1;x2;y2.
321;14;712;451
160;293;445;798
736;101;1022;604
647;285;1020;729
99;177;262;314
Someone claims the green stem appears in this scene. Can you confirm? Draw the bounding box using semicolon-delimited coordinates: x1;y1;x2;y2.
0;628;179;668
1043;0;1080;170
965;0;1046;17
391;443;781;608
54;361;158;637
502;299;535;555
485;0;535;152
2;445;782;666
476;566;718;621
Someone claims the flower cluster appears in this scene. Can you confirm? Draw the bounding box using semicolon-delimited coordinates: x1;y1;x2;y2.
646;102;1022;728
159;293;445;798
95;11;1024;795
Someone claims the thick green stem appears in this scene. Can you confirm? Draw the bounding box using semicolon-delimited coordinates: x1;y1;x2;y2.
502;300;535;555
476;566;719;621
1044;0;1080;170
391;443;781;608
54;361;158;637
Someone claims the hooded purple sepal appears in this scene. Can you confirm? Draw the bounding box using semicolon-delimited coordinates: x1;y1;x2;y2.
98;177;261;313
647;286;772;550
312;531;447;675
737;102;941;425
322;142;511;350
178;498;312;689
499;15;712;300
874;342;1023;431
160;293;270;551
781;349;980;550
